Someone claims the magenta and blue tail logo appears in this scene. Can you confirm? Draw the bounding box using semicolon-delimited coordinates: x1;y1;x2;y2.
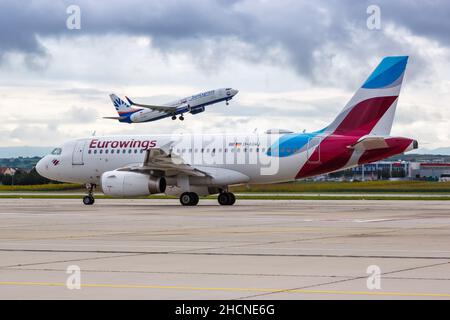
268;56;409;159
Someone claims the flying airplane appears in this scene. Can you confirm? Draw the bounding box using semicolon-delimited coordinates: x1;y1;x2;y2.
37;56;417;206
104;88;239;123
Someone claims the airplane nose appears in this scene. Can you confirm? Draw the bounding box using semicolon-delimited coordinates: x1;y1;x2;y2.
35;158;47;178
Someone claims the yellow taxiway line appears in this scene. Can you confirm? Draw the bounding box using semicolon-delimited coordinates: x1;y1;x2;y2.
0;281;450;298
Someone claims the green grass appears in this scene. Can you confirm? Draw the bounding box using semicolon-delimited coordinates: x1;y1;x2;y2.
230;180;450;193
1;181;450;197
0;183;83;192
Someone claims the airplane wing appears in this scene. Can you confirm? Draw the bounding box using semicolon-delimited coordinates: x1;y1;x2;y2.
125;96;178;113
348;136;389;151
117;147;209;177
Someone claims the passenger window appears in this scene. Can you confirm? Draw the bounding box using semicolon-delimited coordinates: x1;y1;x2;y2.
88;150;92;154
94;150;97;154
105;150;109;154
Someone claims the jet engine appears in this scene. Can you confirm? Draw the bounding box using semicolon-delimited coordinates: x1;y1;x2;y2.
190;106;205;115
101;171;166;197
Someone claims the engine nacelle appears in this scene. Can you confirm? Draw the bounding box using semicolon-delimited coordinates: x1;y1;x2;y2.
101;171;166;197
190;106;205;115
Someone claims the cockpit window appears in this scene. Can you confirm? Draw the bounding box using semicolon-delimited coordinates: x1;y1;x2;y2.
226;88;232;90
51;148;62;155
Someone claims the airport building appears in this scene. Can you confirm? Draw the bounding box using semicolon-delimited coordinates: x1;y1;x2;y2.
327;161;409;181
409;163;450;181
326;161;450;181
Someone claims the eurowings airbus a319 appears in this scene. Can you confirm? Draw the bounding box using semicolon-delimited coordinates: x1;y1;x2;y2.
37;56;417;206
105;88;239;123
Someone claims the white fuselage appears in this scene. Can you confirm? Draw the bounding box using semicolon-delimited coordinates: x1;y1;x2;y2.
36;132;417;194
129;88;237;123
37;133;304;186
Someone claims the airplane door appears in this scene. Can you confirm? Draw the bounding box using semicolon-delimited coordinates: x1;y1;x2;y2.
72;140;85;165
307;137;322;164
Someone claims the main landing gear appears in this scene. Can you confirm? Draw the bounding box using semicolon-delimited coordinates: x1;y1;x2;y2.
179;191;236;206
218;192;236;206
172;115;184;121
83;183;96;205
179;192;199;206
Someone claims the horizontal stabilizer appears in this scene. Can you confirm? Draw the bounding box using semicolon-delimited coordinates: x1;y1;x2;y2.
103;116;127;120
348;136;389;151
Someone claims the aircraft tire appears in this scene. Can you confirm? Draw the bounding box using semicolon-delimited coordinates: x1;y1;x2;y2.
218;192;229;205
218;192;236;205
83;195;94;205
180;192;198;206
190;192;199;206
226;192;236;205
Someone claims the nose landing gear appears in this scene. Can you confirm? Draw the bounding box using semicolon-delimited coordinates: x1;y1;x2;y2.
83;183;96;205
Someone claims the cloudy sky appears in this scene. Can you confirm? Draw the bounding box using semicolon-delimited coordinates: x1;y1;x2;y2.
0;0;449;149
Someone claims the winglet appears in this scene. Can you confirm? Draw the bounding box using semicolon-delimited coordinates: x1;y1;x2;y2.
125;96;134;105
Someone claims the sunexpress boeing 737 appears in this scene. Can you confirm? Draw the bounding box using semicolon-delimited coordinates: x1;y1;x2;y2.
105;88;239;123
37;56;417;206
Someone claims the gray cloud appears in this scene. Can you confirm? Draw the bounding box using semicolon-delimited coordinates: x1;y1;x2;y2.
1;0;449;81
1;0;449;148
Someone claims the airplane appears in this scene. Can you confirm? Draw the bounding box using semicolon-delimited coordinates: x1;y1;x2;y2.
37;56;417;206
104;88;239;123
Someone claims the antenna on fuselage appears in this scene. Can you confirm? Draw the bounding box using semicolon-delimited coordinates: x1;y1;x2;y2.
91;130;96;136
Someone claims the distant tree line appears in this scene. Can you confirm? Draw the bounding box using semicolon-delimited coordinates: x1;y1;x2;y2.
0;168;53;185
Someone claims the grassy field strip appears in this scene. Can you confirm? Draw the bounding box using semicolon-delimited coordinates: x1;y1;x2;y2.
2;181;450;193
